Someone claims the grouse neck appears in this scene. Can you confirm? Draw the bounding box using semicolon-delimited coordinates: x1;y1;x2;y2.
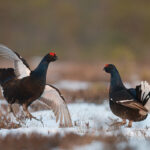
31;56;50;82
110;69;125;93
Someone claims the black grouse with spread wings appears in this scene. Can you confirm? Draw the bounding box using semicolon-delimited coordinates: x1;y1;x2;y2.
0;44;72;127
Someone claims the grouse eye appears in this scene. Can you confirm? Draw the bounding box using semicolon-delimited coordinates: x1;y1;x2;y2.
49;52;56;56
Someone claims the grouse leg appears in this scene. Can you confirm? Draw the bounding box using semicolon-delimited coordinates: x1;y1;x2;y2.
110;119;126;127
22;104;44;126
8;104;24;124
127;120;132;128
8;104;17;117
121;119;127;125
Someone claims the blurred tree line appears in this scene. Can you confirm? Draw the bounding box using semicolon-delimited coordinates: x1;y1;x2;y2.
0;0;150;62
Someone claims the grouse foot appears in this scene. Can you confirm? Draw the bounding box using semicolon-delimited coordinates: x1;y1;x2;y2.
110;119;126;127
23;104;44;126
127;120;132;128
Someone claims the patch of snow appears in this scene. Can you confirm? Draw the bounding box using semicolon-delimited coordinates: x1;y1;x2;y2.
54;80;91;91
1;100;150;139
129;139;150;150
0;100;7;105
75;141;103;150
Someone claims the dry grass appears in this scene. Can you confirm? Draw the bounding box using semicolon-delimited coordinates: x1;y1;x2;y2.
61;83;108;104
0;109;21;129
0;132;134;150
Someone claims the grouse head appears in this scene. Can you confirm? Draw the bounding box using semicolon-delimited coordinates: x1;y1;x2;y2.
44;52;57;62
103;64;117;73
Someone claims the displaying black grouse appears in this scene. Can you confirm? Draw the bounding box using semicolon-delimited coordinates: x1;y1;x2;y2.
0;44;72;127
104;64;150;127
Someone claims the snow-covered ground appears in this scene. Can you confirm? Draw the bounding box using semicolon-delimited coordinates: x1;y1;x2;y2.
75;139;150;150
1;100;150;137
1;100;150;149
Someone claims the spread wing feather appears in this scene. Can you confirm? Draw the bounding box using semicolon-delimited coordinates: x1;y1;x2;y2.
0;44;31;78
38;84;73;127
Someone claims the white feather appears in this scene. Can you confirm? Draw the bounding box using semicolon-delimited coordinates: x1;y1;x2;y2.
0;44;20;61
14;60;30;79
38;85;72;127
116;100;134;103
0;44;31;78
140;81;150;112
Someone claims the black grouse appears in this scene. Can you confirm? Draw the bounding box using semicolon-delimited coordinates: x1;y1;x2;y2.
104;64;150;127
0;44;72;127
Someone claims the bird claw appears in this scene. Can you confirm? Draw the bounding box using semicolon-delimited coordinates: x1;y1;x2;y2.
106;120;127;132
110;121;126;127
25;114;44;127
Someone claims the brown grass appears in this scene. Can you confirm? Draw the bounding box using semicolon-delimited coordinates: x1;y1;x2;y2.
61;85;108;104
0;109;21;129
0;132;134;150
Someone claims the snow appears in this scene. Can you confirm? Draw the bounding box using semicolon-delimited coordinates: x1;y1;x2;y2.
75;141;103;150
1;100;150;149
1;101;150;137
54;80;91;91
74;139;150;150
0;100;7;105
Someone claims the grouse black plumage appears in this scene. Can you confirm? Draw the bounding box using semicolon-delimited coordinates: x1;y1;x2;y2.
0;44;72;127
104;64;150;127
1;50;57;119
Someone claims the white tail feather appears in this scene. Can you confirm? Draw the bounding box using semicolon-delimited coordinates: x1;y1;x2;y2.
140;81;150;112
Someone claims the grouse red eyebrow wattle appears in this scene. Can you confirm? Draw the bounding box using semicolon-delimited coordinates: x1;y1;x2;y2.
105;64;109;67
49;52;56;56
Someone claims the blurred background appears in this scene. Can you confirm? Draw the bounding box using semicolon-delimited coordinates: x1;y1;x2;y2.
1;0;150;102
0;0;150;91
1;1;150;149
1;0;150;62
